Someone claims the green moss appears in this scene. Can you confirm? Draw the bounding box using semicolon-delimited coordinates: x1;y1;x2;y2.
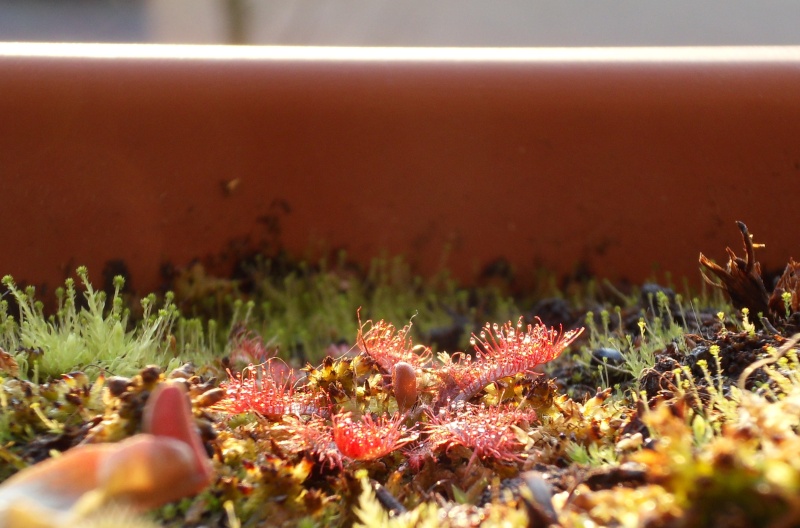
580;286;734;386
219;254;522;362
566;441;619;467
1;267;181;379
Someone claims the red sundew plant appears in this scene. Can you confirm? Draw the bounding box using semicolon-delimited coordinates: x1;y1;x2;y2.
332;411;417;461
215;315;582;474
425;403;537;466
402;441;436;473
228;330;277;366
280;416;344;470
436;318;584;405
357;315;431;372
216;362;325;418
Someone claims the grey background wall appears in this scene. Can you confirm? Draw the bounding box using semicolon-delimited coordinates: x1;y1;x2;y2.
0;0;799;46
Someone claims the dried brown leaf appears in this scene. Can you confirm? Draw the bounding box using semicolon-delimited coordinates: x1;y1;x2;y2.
0;348;19;377
699;221;770;317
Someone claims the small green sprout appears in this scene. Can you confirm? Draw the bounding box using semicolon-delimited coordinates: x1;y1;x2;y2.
782;291;793;318
741;308;756;337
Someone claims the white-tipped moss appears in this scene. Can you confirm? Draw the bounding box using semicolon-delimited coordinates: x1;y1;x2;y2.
582;286;712;385
2;269;180;380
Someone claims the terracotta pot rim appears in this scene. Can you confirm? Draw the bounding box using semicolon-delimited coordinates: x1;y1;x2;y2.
1;42;800;64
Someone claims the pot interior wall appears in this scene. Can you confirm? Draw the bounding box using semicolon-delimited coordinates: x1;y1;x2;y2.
1;46;798;295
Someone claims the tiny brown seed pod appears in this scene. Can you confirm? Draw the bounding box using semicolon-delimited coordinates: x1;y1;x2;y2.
140;365;162;385
392;361;418;413
106;376;132;397
194;387;226;408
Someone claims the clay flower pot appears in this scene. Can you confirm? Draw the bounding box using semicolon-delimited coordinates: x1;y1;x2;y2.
1;44;798;293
